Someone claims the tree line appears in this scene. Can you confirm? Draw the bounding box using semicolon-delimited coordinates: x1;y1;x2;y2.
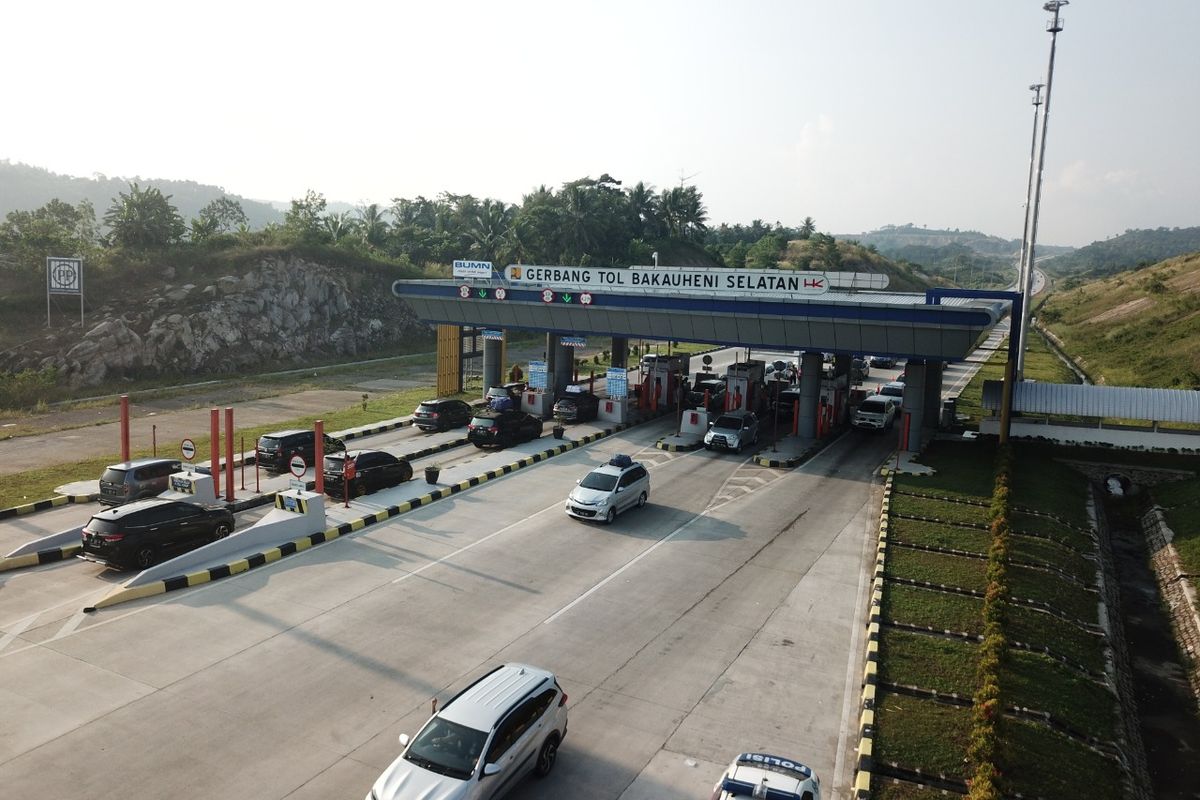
0;173;835;285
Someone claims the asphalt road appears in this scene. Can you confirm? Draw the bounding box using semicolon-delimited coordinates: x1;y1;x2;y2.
0;417;890;800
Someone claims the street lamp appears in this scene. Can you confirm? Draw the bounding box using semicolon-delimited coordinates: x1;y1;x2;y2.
1016;82;1044;316
1017;1;1068;380
652;251;659;268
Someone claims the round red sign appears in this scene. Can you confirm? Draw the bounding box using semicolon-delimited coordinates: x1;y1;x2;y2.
288;454;307;477
181;438;196;460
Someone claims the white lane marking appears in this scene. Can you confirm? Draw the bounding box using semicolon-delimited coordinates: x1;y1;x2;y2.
0;614;38;654
544;442;846;626
51;611;88;640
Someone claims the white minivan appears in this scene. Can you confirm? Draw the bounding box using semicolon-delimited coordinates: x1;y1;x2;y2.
367;664;568;800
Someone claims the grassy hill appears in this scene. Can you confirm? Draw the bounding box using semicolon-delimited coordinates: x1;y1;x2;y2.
1037;251;1200;388
783;238;939;291
1044;226;1200;278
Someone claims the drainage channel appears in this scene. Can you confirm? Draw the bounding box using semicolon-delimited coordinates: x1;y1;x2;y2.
1103;494;1200;799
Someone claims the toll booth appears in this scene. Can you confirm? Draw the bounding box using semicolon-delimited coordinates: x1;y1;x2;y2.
641;354;686;412
725;360;766;413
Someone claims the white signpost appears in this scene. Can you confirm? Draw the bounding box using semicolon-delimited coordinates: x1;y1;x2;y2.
46;257;84;328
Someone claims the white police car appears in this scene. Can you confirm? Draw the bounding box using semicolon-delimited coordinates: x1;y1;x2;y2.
710;752;821;800
565;454;650;524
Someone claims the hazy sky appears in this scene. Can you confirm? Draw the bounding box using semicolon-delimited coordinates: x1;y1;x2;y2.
3;0;1198;247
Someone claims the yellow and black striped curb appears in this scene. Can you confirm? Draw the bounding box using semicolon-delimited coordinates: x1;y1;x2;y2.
0;543;84;572
853;474;892;798
655;439;702;452
753;443;821;468
0;493;99;521
84;418;655;612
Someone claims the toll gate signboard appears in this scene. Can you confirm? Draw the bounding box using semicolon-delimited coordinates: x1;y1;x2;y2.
528;360;548;390
606;369;628;398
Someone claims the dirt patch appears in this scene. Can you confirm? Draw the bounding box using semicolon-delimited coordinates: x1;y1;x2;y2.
1086;297;1156;325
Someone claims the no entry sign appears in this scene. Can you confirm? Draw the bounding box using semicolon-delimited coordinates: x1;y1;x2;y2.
288;454;307;478
181;438;196;461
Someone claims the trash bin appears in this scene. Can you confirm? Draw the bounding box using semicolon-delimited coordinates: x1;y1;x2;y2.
941;396;958;429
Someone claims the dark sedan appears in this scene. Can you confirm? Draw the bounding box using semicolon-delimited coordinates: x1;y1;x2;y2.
467;410;544;449
79;498;235;570
686;379;727;412
553;388;600;422
323;450;413;498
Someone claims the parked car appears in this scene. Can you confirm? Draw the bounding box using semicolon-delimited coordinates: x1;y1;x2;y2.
99;457;184;506
323;450;413;499
467;410;544;449
367;663;568;800
485;382;527;411
553;386;600;422
686;378;727;412
712;752;822;800
413;398;473;432
769;387;804;425
704;410;760;454
868;355;896;369
852;395;897;431
256;429;345;473
79;498;235;570
851;357;870;380
565;454;650;524
877;381;906;408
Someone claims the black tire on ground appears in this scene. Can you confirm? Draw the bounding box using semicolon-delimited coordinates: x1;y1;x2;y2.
605;507;616;524
211;523;231;542
637;492;647;508
133;546;157;570
399;461;414;483
535;735;559;778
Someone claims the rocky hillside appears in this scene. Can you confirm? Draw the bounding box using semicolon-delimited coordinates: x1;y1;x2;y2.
0;255;429;389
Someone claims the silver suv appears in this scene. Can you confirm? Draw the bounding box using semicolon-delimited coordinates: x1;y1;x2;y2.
565;454;650;524
367;663;568;800
704;410;760;454
98;458;184;506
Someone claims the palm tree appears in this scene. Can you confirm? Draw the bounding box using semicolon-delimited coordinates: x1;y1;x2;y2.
799;217;816;239
356;203;389;249
464;199;515;264
626;181;661;239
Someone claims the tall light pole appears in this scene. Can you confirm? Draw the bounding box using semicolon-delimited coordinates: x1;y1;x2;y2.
1015;82;1044;343
1017;1;1068;380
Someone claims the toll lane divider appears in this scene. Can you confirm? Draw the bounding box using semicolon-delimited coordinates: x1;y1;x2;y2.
852;474;892;798
0;543;83;572
85;415;663;611
0;492;99;521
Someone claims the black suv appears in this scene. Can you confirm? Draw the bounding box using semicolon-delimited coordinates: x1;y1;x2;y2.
553;387;600;422
256;429;345;473
412;398;473;432
467;410;544;449
685;379;727;413
99;457;184;506
322;450;413;498
79;498;235;570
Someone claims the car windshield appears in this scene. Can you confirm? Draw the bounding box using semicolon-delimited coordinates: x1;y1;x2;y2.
323;456;344;473
470;416;497;428
713;415;743;429
580;471;618;491
404;717;488;781
860;400;888;413
881;386;903;397
259;438;282;450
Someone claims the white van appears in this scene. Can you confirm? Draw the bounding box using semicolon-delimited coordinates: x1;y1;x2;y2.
853;396;897;431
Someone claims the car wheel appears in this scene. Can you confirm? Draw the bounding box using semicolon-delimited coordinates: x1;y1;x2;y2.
735;442;742;454
133;546;157;570
211;523;231;542
637;491;647;509
535;735;559;778
399;462;413;483
605;507;616;524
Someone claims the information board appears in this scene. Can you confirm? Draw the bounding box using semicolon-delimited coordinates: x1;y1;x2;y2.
606;368;628;399
528;360;548;390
